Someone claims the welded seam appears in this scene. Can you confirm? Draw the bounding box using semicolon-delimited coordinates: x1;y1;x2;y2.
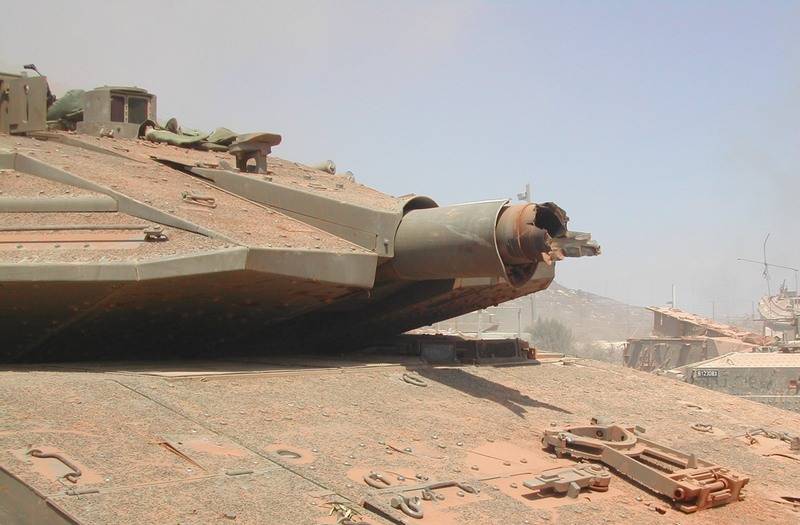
108;378;357;499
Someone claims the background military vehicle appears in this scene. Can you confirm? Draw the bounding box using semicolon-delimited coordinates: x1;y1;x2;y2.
0;67;598;362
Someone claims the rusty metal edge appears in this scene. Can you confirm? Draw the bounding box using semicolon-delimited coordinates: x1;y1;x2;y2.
0;247;246;281
0;245;377;288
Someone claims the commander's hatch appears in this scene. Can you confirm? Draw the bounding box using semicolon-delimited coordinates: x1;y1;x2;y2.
76;86;156;139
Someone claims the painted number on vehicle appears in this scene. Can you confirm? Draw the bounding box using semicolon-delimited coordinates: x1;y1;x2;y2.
694;369;719;378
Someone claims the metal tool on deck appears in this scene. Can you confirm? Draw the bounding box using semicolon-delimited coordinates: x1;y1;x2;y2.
327;502;369;525
181;190;217;208
523;464;611;498
389;494;423;519
363;471;393;489
542;420;749;513
368;478;479;520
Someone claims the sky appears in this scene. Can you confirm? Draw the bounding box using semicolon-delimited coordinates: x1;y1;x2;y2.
2;1;798;318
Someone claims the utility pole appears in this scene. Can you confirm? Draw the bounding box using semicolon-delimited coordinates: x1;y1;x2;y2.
517;183;531;203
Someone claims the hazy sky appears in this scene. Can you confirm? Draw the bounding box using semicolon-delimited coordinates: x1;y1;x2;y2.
2;1;798;318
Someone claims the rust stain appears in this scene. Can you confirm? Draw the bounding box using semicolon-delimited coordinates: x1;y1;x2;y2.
465;440;557;476
156;441;206;470
180;437;248;458
264;443;316;465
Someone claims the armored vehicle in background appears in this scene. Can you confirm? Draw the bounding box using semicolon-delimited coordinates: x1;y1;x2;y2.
0;67;599;361
624;306;774;372
758;284;799;342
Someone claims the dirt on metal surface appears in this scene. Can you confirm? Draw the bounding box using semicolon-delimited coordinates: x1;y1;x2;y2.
0;211;226;262
1;355;799;524
64;134;404;212
0;134;367;253
0;168;100;197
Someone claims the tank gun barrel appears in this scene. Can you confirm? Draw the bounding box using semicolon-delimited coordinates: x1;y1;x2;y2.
391;200;593;287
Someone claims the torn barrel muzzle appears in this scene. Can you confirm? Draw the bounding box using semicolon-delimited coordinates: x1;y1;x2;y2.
391;200;569;287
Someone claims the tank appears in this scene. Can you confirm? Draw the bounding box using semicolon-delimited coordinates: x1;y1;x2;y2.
1;68;795;525
0;69;599;362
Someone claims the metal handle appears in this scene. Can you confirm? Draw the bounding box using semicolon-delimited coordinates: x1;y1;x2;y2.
28;449;82;483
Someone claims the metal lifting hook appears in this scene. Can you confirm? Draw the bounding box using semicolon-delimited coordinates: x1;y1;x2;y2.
28;448;82;483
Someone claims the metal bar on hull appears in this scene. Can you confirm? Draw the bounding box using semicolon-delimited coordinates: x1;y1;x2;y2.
0;195;118;212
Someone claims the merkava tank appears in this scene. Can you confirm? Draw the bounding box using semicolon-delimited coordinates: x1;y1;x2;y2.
0;66;599;362
2;67;798;525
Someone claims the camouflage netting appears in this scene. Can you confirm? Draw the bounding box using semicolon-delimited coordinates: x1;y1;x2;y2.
46;89;85;128
141;118;238;151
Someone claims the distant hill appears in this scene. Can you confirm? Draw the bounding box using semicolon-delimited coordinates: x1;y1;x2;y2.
527;282;652;343
435;282;652;344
